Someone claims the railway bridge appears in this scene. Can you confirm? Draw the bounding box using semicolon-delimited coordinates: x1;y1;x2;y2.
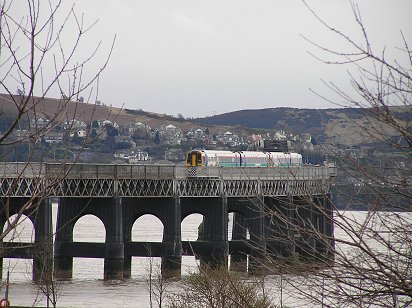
0;163;336;279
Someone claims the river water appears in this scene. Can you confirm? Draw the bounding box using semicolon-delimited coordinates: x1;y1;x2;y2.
1;207;410;307
2;204;208;307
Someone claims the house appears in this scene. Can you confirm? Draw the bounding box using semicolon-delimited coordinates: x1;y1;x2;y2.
9;129;30;141
128;150;149;163
214;131;240;147
62;119;87;130
102;120;119;129
164;148;184;162
30;117;49;129
160;124;183;145
70;130;87;138
44;131;64;144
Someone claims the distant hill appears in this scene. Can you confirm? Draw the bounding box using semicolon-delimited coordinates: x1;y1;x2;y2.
2;93;409;147
0;94;263;136
195;107;360;130
194;107;411;146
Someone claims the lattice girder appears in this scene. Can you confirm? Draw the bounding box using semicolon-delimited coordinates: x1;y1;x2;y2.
0;178;43;197
118;179;173;197
176;179;221;197
224;180;259;196
52;179;114;197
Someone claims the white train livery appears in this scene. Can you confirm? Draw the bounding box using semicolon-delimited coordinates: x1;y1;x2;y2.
186;150;302;167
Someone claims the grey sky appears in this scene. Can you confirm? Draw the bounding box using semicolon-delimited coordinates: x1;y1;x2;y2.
9;1;412;118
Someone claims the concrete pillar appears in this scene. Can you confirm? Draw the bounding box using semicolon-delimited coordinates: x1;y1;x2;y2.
0;240;3;280
248;196;266;274
104;197;124;280
122;207;132;278
294;196;318;261
0;198;6;280
161;196;182;278
325;193;335;261
265;197;295;258
123;257;132;279
33;197;53;282
198;196;228;269
230;212;247;272
313;195;326;257
54;198;73;279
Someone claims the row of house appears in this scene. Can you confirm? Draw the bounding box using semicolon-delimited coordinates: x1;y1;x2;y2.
6;116;317;163
27;117;311;148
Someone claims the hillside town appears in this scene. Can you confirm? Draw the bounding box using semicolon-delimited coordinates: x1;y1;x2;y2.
3;115;319;164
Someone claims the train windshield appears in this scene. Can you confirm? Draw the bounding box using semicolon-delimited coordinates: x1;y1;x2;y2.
187;151;203;166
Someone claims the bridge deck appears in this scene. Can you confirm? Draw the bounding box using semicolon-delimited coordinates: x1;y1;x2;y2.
0;163;336;197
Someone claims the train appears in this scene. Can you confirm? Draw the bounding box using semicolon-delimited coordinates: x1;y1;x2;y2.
186;149;302;167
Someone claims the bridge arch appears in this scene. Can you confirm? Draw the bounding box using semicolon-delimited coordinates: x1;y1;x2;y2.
127;214;164;278
73;214;105;242
181;213;204;274
1;213;35;242
181;213;203;241
71;214;106;279
131;214;164;242
228;211;250;241
1;213;35;282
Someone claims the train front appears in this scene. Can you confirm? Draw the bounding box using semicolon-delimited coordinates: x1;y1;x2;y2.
186;150;204;167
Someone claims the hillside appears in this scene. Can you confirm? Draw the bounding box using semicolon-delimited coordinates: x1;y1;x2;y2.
194;107;411;146
0;94;266;137
2;93;410;148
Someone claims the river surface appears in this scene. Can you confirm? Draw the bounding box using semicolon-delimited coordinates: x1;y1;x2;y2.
1;207;410;307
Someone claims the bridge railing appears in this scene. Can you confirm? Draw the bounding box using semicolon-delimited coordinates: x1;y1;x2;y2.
0;162;44;178
44;163;177;179
0;163;334;180
205;166;332;180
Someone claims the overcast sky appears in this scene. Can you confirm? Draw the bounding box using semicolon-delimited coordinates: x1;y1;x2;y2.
8;1;412;118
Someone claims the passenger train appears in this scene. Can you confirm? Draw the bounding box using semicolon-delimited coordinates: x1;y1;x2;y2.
186;149;302;167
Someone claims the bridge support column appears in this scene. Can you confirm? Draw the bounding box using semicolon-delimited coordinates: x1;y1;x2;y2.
265;197;295;259
0;198;8;280
104;197;124;280
310;194;334;265
54;197;73;279
293;196;317;261
33;197;53;282
230;212;247;272
0;241;2;280
162;196;182;278
248;196;266;274
327;194;335;248
123;256;132;279
199;196;228;269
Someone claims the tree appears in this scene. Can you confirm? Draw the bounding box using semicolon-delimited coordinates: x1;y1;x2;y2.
168;266;275;308
176;4;411;305
145;247;172;308
154;131;161;144
92;120;100;128
0;0;115;303
257;2;412;307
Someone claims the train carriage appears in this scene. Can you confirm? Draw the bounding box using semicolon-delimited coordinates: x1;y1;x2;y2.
186;149;302;167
